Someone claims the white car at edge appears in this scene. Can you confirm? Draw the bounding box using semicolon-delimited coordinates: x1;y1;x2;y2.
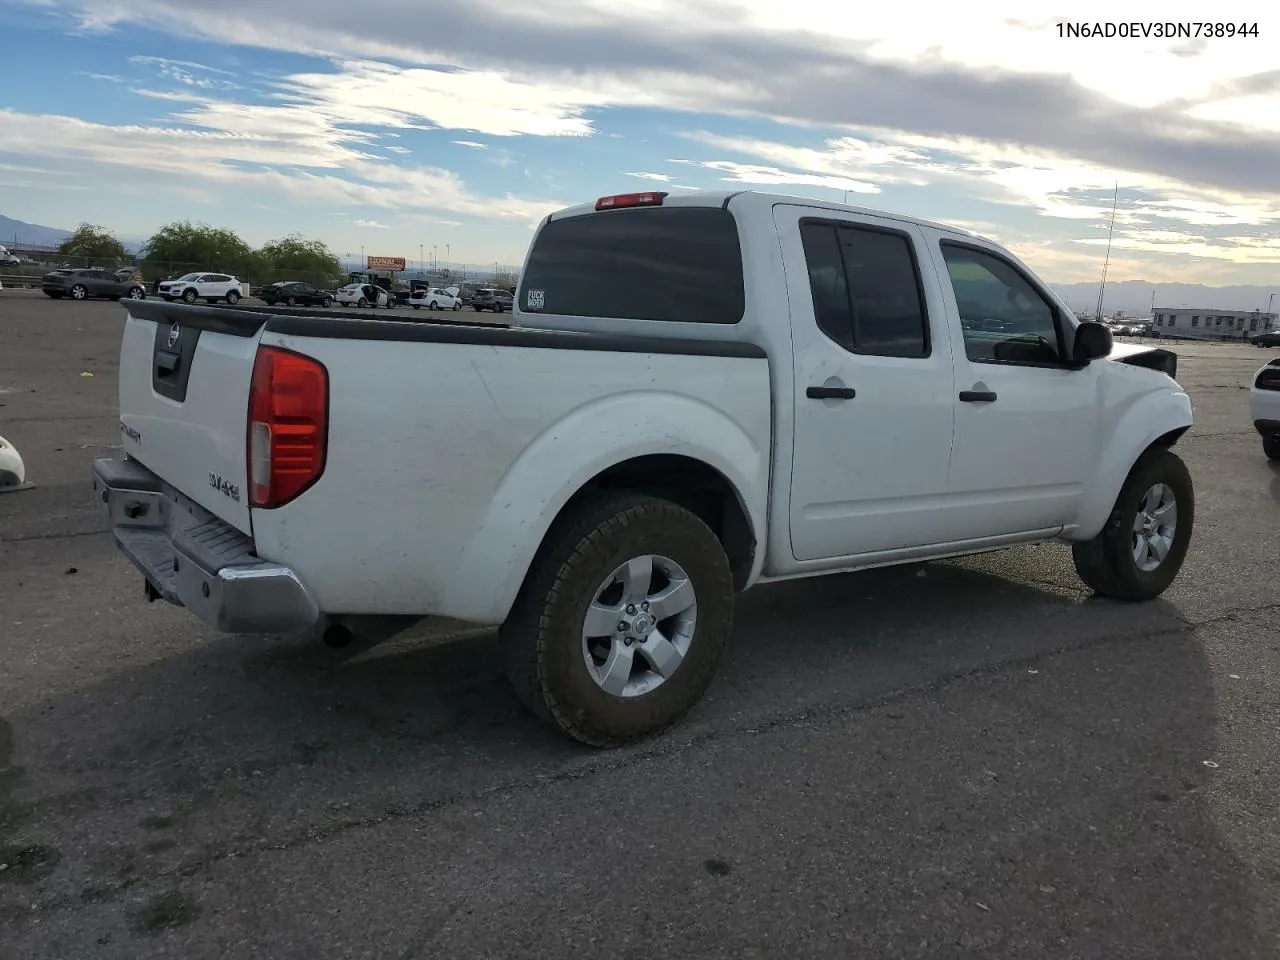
95;188;1197;747
408;287;462;311
1249;358;1280;460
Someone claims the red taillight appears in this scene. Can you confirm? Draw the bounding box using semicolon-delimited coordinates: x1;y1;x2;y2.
247;346;328;508
595;191;668;211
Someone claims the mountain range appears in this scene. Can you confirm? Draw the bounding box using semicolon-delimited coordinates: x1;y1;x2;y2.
1;213;1274;315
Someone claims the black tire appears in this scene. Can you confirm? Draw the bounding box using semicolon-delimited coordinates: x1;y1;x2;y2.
1071;446;1194;601
44;291;62;299
357;297;367;308
287;296;297;306
499;492;735;747
1264;434;1280;461
473;305;484;311
453;302;462;311
322;297;332;307
412;305;420;310
182;288;198;304
69;284;87;301
225;290;240;304
429;301;439;310
126;286;145;300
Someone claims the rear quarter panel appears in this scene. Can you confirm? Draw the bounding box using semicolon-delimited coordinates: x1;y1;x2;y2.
249;331;773;623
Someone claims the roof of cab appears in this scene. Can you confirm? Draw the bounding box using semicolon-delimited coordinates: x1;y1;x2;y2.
546;189;976;239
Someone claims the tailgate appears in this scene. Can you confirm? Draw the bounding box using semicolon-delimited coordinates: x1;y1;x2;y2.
116;300;270;534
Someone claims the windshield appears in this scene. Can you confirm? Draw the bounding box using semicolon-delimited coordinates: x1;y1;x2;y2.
174;273;201;281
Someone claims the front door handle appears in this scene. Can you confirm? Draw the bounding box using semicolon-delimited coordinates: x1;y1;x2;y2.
807;385;856;400
958;390;997;402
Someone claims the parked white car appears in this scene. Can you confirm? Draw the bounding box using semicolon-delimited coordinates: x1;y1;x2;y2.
157;273;246;304
1249;358;1280;460
334;282;392;308
95;189;1196;747
409;287;462;311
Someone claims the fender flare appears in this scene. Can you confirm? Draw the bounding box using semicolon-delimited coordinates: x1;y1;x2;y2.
443;391;769;624
1074;388;1193;539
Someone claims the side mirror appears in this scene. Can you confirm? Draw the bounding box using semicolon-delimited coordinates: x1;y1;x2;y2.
1072;321;1112;366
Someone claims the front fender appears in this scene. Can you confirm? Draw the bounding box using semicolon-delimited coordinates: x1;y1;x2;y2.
1073;387;1193;540
443;391;769;625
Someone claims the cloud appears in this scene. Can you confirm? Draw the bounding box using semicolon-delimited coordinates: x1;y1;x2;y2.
0;108;562;224
129;54;240;90
452;141;488;150
353;218;390;228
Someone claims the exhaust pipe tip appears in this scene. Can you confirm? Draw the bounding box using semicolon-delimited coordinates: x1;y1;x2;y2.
321;622;353;648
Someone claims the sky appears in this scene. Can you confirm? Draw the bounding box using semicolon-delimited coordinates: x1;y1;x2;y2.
0;0;1277;283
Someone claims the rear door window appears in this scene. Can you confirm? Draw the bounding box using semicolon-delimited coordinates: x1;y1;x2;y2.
518;206;745;324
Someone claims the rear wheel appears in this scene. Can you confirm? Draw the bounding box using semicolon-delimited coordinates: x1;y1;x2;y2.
412;305;420;310
44;291;62;299
69;284;87;300
225;290;240;304
500;492;735;746
1071;447;1194;601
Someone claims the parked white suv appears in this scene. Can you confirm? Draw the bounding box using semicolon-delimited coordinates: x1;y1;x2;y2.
1250;358;1280;460
158;273;246;304
94;189;1196;747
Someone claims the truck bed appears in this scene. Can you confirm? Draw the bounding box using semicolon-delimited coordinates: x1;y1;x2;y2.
108;300;773;628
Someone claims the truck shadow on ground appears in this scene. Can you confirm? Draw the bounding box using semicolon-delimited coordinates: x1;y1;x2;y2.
3;550;1272;957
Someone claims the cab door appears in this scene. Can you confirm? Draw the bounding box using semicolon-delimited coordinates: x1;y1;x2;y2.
775;205;961;562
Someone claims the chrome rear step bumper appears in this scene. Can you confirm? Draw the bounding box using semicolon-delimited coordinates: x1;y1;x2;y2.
91;457;321;634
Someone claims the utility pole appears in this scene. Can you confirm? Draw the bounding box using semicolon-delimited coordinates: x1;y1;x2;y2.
1094;182;1119;320
419;244;424;275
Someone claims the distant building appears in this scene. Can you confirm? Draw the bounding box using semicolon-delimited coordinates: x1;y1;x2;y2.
1151;308;1277;340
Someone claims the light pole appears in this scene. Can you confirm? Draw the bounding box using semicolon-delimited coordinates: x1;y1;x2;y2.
433;245;437;271
360;245;364;271
419;244;424;275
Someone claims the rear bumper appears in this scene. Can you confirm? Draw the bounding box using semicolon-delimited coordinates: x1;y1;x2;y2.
91;457;321;634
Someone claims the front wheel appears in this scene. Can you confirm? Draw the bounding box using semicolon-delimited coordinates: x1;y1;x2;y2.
412;305;420;310
1071;447;1194;601
69;284;87;300
127;286;145;300
322;297;332;307
453;302;461;311
286;296;297;306
500;492;735;747
357;297;367;308
428;301;439;310
182;289;198;304
1264;434;1280;461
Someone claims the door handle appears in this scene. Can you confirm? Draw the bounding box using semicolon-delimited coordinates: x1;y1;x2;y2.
807;386;856;400
958;390;997;402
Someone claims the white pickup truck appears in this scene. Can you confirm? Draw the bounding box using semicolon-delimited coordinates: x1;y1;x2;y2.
92;190;1195;746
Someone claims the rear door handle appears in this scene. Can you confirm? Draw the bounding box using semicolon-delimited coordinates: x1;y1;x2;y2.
807;386;856;400
958;390;997;402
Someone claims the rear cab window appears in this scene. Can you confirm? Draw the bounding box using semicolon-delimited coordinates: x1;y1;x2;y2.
518;205;745;324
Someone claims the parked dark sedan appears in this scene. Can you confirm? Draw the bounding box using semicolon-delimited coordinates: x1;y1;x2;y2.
258;281;334;307
42;268;146;301
1251;331;1280;348
470;290;514;313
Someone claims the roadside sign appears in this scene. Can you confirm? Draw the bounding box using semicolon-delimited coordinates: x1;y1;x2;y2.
367;255;405;271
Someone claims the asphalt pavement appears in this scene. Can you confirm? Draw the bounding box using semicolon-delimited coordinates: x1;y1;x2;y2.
2;288;1279;959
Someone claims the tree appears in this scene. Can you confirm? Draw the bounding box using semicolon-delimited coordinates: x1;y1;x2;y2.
143;220;252;272
58;223;126;262
258;234;341;277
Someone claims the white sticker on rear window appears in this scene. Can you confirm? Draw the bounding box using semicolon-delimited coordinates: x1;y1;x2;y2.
526;288;545;311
